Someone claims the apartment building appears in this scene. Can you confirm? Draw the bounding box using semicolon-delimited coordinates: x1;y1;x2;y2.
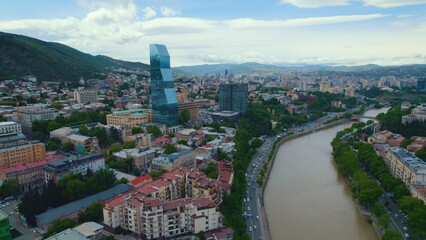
0;155;60;192
151;150;196;172
113;148;156;171
43;153;105;183
0;140;46;168
106;110;149;127
103;197;222;239
383;146;426;187
64;134;98;154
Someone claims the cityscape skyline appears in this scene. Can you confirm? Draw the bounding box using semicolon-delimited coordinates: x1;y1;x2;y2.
0;0;426;67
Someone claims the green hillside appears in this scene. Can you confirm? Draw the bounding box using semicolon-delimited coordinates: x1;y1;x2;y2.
0;31;149;83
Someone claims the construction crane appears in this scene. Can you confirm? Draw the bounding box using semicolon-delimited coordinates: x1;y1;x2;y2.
15;97;21;124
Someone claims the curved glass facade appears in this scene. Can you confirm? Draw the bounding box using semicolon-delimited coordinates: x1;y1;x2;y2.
150;44;178;126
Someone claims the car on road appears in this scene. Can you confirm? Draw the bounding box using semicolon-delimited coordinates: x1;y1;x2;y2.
254;225;257;230
249;227;252;232
404;233;410;238
248;207;250;211
256;215;259;220
403;226;407;231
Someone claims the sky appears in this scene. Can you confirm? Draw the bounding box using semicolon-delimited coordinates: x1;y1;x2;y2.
1;0;426;67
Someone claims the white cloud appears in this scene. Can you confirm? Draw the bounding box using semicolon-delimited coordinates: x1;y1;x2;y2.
279;0;349;8
363;0;426;8
142;7;157;19
141;17;216;35
225;14;388;29
160;7;181;17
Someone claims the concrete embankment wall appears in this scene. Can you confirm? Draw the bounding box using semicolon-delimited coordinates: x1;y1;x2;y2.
257;118;351;240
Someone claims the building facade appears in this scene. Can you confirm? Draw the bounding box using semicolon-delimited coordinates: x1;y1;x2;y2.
103;197;222;239
0;121;22;137
12;107;59;129
106;110;149;127
218;83;248;113
74;89;98;104
0;141;46;168
382;146;426;187
150;44;178;126
178;101;200;122
43;153;105;183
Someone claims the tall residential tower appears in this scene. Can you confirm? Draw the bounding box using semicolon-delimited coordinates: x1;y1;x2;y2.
219;83;248;113
150;44;178;126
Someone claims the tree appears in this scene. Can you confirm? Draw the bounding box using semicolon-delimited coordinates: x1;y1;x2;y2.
61;142;74;152
47;138;61;150
150;170;166;180
132;127;143;134
0;180;19;198
416;149;426;161
109;143;123;154
110;126;120;143
146;126;162;138
63;179;86;201
179;109;191;124
123;141;136;149
250;138;264;149
164;144;177;154
382;230;401;240
49;102;64;110
44;218;76;238
78;201;103;223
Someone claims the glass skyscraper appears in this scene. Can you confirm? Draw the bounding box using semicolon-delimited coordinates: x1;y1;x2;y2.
150;44;178;126
219;83;248;113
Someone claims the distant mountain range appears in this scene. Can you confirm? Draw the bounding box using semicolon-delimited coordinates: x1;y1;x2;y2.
1;31;425;82
0;31;149;83
175;62;426;77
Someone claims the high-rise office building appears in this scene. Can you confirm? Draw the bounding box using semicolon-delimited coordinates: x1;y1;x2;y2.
150;44;178;126
418;78;426;91
219;83;248;113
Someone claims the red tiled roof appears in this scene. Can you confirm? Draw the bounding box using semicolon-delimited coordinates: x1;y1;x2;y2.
0;155;61;174
130;175;152;186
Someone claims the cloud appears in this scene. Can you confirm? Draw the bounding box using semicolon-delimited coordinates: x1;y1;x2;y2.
141;17;216;35
142;7;157;19
363;0;426;8
279;0;349;8
225;14;388;29
160;7;181;17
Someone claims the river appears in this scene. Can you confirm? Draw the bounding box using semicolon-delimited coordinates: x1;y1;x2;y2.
264;108;389;240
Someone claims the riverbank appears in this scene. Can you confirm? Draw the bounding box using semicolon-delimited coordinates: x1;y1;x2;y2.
257;118;351;240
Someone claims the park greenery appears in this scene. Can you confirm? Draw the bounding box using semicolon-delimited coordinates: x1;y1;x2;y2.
31;111;108;142
218;102;272;240
376;105;426;138
332;121;426;239
19;169;117;227
0;180;19;199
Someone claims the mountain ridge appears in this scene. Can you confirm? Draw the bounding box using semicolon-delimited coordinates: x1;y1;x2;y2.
0;31;149;84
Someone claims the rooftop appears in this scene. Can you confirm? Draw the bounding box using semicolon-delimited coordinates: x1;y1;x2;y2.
36;184;134;224
0;121;18;127
67;134;91;142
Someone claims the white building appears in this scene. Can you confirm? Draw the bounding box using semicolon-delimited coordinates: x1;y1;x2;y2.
43;153;105;183
0;121;22;137
12;107;59;129
103;197;222;239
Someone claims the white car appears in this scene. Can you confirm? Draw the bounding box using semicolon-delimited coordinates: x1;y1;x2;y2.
249;227;252;232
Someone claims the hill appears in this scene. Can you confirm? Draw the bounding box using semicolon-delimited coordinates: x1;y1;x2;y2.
0;31;149;83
